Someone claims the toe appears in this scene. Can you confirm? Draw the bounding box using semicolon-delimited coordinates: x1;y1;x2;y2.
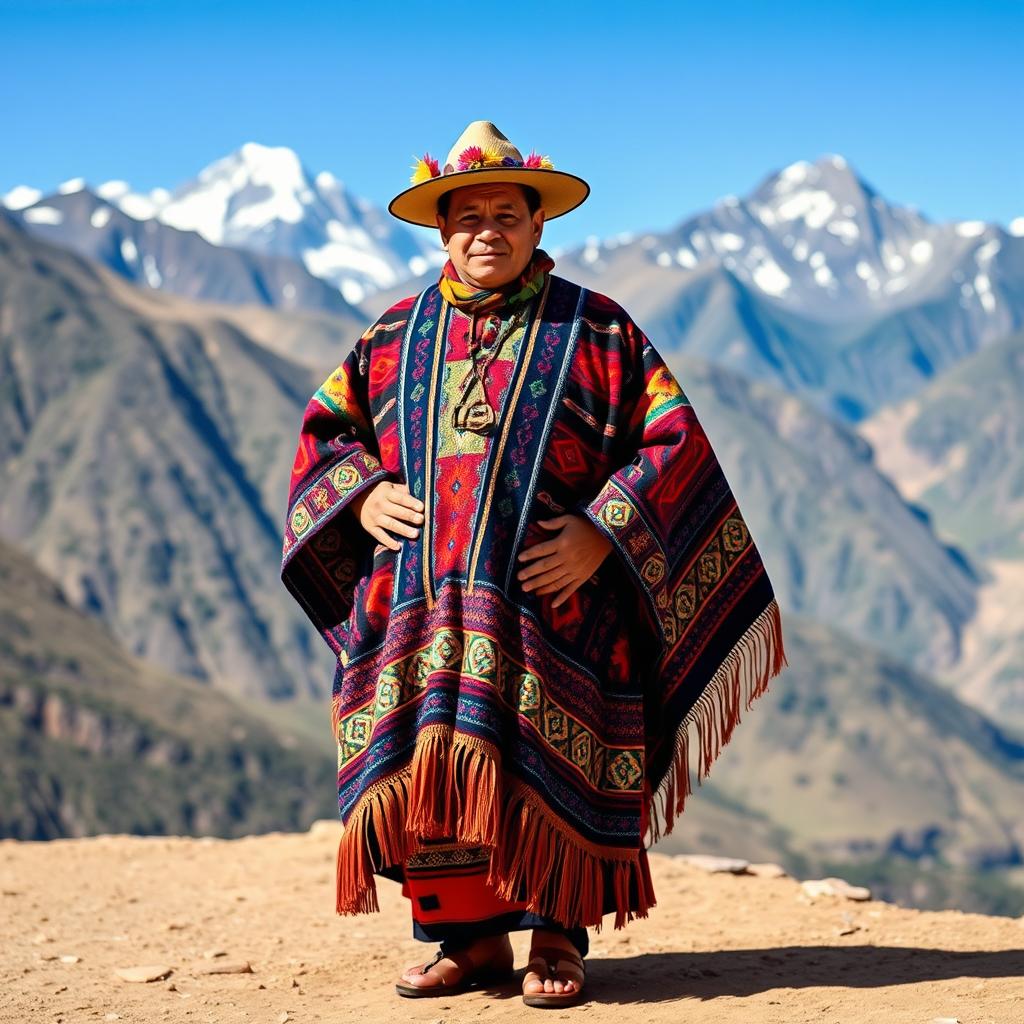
403;963;438;987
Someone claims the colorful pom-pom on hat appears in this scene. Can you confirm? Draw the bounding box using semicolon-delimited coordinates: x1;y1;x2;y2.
388;120;590;227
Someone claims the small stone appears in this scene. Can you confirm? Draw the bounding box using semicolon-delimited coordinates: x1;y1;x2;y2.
59;955;81;964
836;925;860;936
114;964;174;983
193;960;253;976
32;933;53;945
308;819;342;837
801;877;871;901
930;1019;960;1024
674;854;750;874
166;982;177;992
277;1014;290;1024
105;1015;120;1022
202;949;227;959
747;862;788;878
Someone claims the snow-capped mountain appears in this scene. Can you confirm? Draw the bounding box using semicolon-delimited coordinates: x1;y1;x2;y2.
3;142;444;306
572;154;1024;323
555;155;1024;422
0;182;366;320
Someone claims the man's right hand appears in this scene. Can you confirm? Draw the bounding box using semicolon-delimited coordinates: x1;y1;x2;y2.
349;480;424;551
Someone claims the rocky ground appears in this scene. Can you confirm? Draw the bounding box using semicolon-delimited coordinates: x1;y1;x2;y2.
2;823;1022;1024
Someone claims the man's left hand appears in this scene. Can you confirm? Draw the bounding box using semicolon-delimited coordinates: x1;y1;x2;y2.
516;514;613;609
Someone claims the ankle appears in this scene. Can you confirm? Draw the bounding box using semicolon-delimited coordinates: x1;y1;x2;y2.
531;928;578;950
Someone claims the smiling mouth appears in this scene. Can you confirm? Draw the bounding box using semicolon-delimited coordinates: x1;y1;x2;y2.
472;252;506;257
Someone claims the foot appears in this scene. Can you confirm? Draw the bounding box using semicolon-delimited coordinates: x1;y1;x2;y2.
522;929;584;997
398;932;512;992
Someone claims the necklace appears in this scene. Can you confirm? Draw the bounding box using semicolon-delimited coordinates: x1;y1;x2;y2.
451;304;528;435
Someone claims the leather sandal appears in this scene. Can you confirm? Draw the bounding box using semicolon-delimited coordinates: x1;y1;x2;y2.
395;935;516;998
521;944;586;1008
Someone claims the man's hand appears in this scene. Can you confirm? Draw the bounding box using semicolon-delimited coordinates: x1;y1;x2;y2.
516;513;613;608
350;480;424;551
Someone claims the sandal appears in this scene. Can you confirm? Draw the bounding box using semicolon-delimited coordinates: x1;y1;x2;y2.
522;944;586;1008
395;934;515;998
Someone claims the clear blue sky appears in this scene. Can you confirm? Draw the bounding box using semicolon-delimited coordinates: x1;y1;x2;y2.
3;0;1021;252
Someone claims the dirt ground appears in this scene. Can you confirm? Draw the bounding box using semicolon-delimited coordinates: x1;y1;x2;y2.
2;822;1022;1024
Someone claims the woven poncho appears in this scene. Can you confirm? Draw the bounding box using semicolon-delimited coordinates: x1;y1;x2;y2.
281;263;787;930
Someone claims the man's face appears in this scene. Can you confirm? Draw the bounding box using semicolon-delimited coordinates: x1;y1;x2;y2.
436;182;544;289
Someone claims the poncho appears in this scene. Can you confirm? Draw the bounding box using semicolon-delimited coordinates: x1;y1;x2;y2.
280;265;788;930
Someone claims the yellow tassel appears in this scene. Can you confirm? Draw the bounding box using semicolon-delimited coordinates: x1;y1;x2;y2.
410;156;434;185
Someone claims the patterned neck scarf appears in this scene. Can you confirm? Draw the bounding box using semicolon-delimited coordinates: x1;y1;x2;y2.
438;247;555;314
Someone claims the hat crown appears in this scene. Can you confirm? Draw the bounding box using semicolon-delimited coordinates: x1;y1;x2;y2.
443;120;524;173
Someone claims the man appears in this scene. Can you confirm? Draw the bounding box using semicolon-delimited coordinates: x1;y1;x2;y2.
280;121;787;1008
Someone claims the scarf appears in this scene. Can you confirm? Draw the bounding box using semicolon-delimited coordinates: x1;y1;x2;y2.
438;246;555;314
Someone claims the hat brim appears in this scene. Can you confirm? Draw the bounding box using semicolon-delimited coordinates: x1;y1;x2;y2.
388;167;590;228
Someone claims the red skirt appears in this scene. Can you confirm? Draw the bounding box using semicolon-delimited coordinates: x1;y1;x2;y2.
394;837;590;954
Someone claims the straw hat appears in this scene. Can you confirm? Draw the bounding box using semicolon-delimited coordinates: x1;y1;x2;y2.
387;120;590;228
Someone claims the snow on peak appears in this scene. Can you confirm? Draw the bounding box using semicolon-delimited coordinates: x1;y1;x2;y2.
777;160;816;190
2;184;43;210
97;180;131;201
955;220;988;238
316;169;340;191
159;142;314;242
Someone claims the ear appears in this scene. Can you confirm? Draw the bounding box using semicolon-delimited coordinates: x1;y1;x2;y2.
436;212;448;246
532;208;545;245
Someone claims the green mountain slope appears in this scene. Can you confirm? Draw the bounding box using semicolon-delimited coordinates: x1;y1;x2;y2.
0;537;335;839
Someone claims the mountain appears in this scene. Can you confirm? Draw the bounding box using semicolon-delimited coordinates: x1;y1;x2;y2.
858;327;1024;561
0;206;987;697
858;327;1024;730
2;141;444;308
553;155;1024;424
0;209;337;700
682;611;1024;917
3;181;364;317
0;537;336;839
663;349;982;678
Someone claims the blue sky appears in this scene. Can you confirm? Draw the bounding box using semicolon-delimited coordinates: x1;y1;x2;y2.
3;0;1021;252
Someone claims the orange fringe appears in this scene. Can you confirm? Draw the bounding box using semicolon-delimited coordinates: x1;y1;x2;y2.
334;597;787;929
334;722;655;931
644;597;789;846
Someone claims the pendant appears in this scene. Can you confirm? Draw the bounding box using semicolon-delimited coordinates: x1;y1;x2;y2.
452;400;496;434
